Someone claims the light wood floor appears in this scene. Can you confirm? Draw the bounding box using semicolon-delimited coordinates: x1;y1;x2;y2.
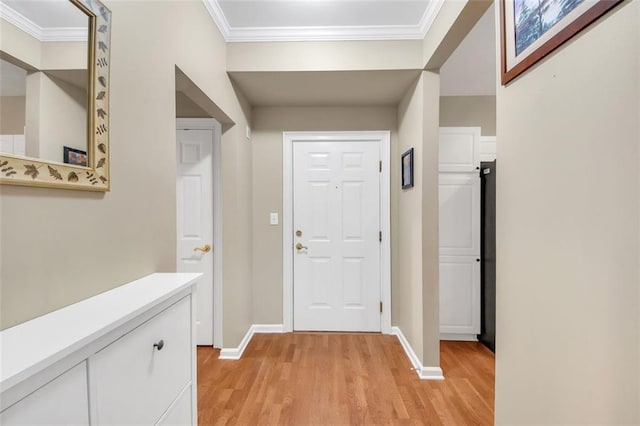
197;333;494;425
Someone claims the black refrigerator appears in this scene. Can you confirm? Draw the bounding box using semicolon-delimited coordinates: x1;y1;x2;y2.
479;160;496;353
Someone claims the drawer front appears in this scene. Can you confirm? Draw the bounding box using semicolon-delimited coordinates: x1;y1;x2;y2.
0;362;89;425
93;296;192;425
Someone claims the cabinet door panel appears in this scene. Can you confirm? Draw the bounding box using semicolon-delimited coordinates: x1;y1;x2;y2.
0;362;89;425
439;127;480;172
439;256;480;335
93;296;191;425
439;174;480;256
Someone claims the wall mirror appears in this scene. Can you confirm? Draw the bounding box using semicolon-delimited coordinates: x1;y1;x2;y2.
0;0;111;191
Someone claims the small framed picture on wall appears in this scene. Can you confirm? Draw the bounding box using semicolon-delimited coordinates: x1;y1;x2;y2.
401;148;414;189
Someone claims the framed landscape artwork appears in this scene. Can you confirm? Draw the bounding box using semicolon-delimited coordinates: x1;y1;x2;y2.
500;0;623;84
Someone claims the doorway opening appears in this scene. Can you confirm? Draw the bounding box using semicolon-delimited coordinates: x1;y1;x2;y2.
438;3;497;351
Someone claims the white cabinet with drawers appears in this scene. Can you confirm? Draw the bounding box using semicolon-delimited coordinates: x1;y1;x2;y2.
0;273;201;425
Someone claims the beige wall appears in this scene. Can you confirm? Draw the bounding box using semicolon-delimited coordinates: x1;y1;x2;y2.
394;72;441;367
228;40;422;72
0;96;25;134
420;71;440;367
422;0;491;69
250;106;398;324
495;1;640;423
40;41;87;71
396;77;425;362
439;96;496;136
0;1;253;348
0;19;87;71
0;19;41;69
27;72;87;162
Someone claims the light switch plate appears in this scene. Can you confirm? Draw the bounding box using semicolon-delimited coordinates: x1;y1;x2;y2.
270;212;278;225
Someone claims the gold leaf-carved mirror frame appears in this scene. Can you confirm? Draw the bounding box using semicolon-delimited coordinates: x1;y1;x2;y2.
0;0;111;191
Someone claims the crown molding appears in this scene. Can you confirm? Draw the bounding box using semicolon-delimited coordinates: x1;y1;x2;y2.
202;0;445;43
41;28;88;42
0;4;87;42
0;3;41;40
419;0;445;36
202;0;231;41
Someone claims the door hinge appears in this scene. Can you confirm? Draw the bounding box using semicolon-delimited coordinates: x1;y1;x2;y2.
379;231;382;242
379;160;382;172
380;301;383;313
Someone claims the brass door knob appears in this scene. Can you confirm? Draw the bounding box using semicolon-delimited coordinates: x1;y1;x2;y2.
295;243;308;251
194;244;212;253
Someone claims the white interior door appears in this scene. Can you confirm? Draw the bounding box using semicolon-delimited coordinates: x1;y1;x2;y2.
176;129;213;345
438;144;481;340
293;140;381;332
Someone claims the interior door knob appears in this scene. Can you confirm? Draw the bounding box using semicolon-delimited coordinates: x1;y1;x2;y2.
194;244;211;253
295;243;308;251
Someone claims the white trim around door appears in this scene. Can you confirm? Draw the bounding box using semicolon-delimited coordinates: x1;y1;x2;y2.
176;118;223;348
282;131;392;334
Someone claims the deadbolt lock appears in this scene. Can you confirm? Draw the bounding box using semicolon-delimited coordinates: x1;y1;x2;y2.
296;230;302;237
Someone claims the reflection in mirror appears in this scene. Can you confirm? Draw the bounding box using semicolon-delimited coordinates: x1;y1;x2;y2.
0;0;89;165
0;0;110;191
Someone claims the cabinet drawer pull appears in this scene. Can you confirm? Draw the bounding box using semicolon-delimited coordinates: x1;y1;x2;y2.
153;340;165;351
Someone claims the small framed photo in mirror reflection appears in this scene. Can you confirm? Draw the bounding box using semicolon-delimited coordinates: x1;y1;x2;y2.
63;146;88;167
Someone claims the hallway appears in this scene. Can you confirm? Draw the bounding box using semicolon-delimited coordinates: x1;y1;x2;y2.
197;334;494;425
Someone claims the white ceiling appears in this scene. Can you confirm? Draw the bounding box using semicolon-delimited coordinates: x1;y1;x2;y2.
206;0;444;42
2;0;87;28
439;3;496;96
219;1;428;27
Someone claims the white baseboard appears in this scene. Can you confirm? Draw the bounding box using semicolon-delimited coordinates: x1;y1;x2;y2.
252;324;284;333
440;333;478;342
218;324;284;360
391;326;444;380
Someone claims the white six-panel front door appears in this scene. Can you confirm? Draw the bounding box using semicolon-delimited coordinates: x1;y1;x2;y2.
293;141;381;332
176;129;214;345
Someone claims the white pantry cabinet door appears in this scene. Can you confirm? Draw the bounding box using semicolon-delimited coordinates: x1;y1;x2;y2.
439;174;480;257
439;256;481;335
439;127;480;172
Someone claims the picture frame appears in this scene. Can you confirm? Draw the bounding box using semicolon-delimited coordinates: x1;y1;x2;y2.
401;148;414;189
63;146;88;167
500;0;623;85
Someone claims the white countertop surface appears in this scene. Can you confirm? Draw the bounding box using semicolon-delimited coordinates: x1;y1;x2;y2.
0;273;201;392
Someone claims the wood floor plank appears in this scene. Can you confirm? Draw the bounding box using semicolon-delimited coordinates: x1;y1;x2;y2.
197;334;494;425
